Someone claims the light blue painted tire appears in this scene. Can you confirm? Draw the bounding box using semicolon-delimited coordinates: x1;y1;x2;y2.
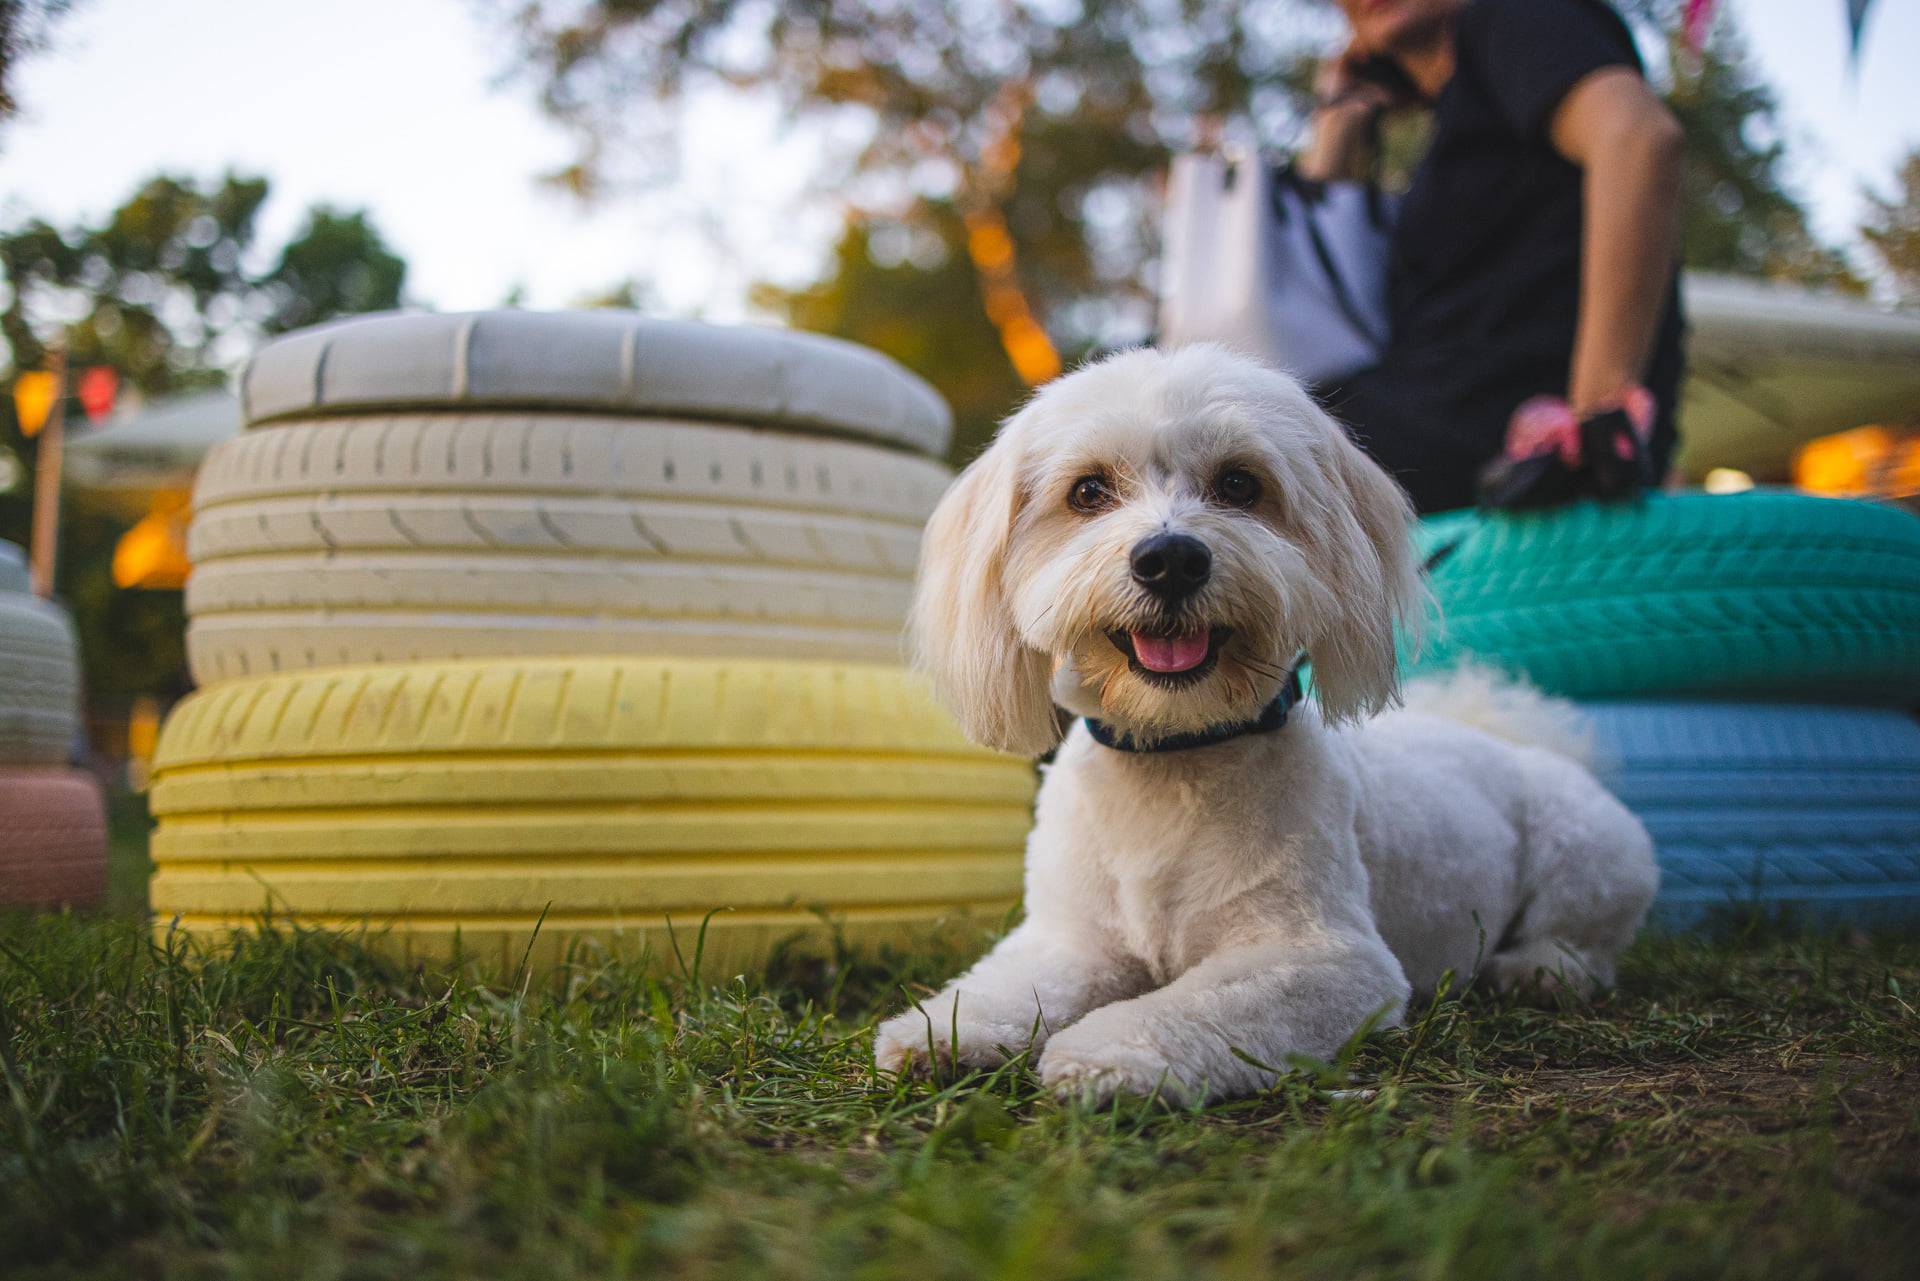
1582;701;1920;927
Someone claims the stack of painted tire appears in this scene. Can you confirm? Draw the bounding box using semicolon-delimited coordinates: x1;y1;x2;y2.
148;312;1033;971
1414;491;1920;926
0;540;108;911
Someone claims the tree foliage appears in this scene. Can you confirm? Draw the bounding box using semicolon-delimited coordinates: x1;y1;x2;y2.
496;0;1333;458
1;173;407;393
1861;148;1920;306
497;1;1871;460
260;207;410;335
0;0;73;136
1663;17;1863;292
0;172;408;710
752;205;1029;457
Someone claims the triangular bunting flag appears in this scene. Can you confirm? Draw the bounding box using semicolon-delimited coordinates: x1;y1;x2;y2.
77;366;119;423
12;371;58;437
1847;0;1875;63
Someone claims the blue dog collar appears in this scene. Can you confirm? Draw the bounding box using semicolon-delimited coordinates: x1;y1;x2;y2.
1083;665;1304;754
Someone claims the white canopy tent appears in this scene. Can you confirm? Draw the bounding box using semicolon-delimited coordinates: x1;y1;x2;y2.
1678;274;1920;481
60;389;240;518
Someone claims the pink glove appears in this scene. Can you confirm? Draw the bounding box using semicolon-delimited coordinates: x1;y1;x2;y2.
1504;386;1656;467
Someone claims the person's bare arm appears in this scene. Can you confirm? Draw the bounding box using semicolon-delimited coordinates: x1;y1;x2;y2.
1549;67;1684;414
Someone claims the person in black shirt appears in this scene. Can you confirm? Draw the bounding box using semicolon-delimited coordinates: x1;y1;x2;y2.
1301;0;1685;513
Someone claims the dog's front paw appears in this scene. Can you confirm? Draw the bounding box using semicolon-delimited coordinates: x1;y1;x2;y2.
872;1005;1040;1079
1482;939;1604;999
1038;1028;1194;1106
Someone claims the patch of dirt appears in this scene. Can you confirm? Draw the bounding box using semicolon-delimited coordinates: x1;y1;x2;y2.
1468;1051;1920;1197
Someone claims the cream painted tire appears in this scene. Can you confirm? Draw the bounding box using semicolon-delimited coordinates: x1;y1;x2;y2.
149;657;1033;973
0;767;108;910
185;413;951;680
241;309;953;456
0;591;82;765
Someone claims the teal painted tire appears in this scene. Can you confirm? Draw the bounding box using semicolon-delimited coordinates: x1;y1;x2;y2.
1410;491;1920;702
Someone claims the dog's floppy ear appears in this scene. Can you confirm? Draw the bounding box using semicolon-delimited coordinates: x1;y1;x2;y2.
909;432;1061;757
1302;412;1427;725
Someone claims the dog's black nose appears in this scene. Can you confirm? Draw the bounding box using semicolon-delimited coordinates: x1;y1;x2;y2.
1130;532;1211;600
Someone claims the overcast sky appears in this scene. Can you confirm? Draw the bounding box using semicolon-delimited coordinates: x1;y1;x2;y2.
3;0;1916;320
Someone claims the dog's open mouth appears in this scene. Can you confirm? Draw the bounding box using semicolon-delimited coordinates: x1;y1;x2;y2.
1109;626;1232;684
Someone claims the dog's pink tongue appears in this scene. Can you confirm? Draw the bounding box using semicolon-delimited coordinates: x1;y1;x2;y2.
1131;631;1210;673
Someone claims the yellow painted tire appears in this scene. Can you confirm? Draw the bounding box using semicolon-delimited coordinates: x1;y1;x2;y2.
148;657;1033;973
184;413;949;680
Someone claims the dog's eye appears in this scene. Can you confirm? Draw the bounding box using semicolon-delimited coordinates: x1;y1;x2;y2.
1067;474;1114;513
1213;468;1262;508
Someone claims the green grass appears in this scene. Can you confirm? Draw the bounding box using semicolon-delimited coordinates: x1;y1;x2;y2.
3;842;1918;1279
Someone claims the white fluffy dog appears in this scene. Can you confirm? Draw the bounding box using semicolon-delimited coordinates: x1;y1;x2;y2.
874;345;1658;1104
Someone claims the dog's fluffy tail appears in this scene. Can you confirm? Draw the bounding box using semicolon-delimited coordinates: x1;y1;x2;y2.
1399;663;1595;768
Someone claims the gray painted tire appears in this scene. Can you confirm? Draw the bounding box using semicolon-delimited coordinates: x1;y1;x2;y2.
0;592;81;765
185;413;950;681
0;541;27;594
241;309;952;457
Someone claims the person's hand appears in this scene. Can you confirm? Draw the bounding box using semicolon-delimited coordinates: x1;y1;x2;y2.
1315;41;1411;115
1505;387;1653;466
1477;386;1656;510
1299;40;1408;181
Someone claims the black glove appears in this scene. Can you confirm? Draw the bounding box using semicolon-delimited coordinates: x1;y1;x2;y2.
1477;408;1650;511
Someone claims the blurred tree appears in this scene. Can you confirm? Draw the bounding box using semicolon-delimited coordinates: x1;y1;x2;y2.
0;172;408;713
1;173;271;391
1;174;408;389
497;1;1865;459
493;0;1333;459
258;207;408;334
1861;148;1920;306
752;207;1027;460
572;277;661;310
0;0;74;139
1662;15;1864;292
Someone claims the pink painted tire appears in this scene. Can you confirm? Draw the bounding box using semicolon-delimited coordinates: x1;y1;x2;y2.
0;768;108;911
